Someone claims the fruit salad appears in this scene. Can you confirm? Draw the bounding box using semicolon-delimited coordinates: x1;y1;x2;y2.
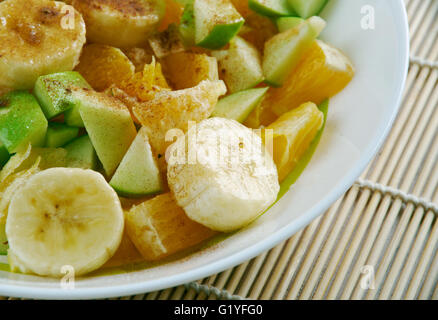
0;0;354;277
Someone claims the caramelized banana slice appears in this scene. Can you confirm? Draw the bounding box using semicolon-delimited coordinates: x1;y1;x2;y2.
0;0;86;89
72;0;165;48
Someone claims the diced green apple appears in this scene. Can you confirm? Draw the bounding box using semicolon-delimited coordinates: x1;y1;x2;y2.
64;135;98;170
196;22;244;50
288;0;329;18
45;122;79;148
110;127;162;197
74;88;137;176
212;36;264;93
9;147;68;173
212;87;268;122
0;91;48;153
27;147;68;169
181;0;244;50
64;102;85;127
33;71;91;120
263;16;326;87
248;0;295;17
276;16;304;32
179;1;196;47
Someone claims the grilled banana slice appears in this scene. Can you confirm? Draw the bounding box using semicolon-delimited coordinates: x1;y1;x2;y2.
72;0;165;48
6;168;124;277
0;0;86;90
167;117;280;232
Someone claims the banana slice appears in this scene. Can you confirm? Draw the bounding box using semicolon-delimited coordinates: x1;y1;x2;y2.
167;117;280;232
6;168;124;277
0;0;86;90
72;0;165;48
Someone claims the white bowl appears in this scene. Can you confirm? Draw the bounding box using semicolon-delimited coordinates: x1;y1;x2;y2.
0;0;409;299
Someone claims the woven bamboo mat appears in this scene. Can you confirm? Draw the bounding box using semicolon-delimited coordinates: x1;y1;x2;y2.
2;0;437;301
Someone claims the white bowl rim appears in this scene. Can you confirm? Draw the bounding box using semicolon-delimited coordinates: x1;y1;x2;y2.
0;0;410;299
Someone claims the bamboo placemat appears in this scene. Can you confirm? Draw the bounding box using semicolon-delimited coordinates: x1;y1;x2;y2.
2;0;437;301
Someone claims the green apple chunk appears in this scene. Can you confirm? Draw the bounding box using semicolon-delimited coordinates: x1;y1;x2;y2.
249;0;295;17
34;71;90;120
212;36;264;93
10;147;68;173
45;122;79;148
288;0;329;18
179;1;196;47
29;147;68;169
75;88;137;176
64;102;85;127
110;127;162;197
0;141;10;169
212;87;268;123
197;22;244;50
64;135;98;170
0;91;48;153
0;222;7;255
193;0;244;49
276;16;304;32
263;16;326;87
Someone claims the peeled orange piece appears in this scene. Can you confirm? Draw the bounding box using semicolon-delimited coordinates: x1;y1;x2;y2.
266;102;324;182
125;193;216;261
119;58;170;102
75;44;135;91
163;52;219;89
245;40;354;128
104;227;144;268
158;0;184;32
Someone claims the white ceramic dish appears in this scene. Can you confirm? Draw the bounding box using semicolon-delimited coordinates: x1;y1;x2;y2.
0;0;409;299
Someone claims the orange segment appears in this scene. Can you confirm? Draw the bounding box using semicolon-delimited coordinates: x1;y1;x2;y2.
266;102;324;182
125;193;217;261
244;95;277;129
74;44;135;91
119;58;170;102
246;40;354;128
159;0;184;32
162;52;219;89
103;227;144;268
